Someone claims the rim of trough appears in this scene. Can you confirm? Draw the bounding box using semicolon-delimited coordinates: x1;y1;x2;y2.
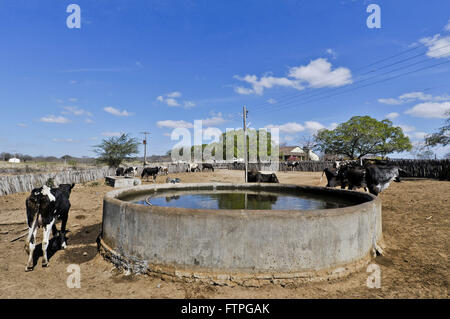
103;183;380;219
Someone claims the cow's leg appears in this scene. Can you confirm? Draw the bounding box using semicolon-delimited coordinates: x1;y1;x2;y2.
25;225;38;272
60;214;68;250
51;222;61;250
42;218;55;267
52;223;59;237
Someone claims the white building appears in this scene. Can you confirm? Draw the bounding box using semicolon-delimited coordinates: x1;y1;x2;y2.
8;158;20;163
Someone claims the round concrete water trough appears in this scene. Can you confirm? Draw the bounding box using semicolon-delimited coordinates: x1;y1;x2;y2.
99;183;383;286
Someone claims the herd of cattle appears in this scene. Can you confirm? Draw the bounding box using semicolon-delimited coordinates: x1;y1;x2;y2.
321;160;405;196
115;163;215;182
248;160;406;196
21;159;405;271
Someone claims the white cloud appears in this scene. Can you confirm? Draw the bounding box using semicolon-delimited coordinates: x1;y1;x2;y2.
157;114;227;131
418;20;450;59
234;74;303;95
165;98;180;107
85;118;94;124
201;116;227;126
385;112;399;120
156;92;194;108
378;91;450;105
157;120;193;129
267;98;277;104
326;48;337;59
399;92;433;101
68;98;78;102
63;106;93;117
40;115;69;124
329;122;339;130
378;98;404;105
282;135;295;142
17;123;28;128
167;91;182;98
103;107;133;117
304;121;325;132
265;120;334;134
405;101;450;118
234;86;255;95
397;124;416;133
52;138;80;143
265;122;305;133
288;58;352;88
102;132;123;137
184;101;196;108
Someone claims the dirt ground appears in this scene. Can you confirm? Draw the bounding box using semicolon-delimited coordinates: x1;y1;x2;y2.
0;170;448;299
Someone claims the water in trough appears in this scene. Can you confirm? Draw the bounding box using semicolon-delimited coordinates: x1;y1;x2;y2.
127;190;358;210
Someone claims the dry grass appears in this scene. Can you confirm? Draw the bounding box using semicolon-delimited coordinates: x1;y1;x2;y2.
0;170;448;299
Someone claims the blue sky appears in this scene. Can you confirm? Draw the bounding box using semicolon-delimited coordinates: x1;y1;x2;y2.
0;0;449;158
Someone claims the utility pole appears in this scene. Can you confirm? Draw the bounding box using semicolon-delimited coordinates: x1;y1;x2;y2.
243;106;248;183
141;132;151;167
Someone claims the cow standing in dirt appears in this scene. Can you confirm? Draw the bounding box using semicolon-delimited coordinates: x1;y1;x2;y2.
141;167;160;182
24;183;75;271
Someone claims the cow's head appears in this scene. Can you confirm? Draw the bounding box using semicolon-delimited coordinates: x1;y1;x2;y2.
58;183;75;196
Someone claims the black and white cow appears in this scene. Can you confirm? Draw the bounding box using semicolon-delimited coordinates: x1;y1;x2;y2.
116;167;125;176
365;165;402;196
321;167;346;188
287;161;299;171
124;167;138;177
202;163;214;172
141;167;160;182
335;163;402;195
187;163;200;172
24;183;75;271
338;165;367;191
247;170;279;183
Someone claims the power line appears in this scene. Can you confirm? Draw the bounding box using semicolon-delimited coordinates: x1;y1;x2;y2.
250;42;449;113
253;58;450;116
254;48;450;115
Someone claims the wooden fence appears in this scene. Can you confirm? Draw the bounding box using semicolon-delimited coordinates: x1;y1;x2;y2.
217;159;450;180
388;159;450;180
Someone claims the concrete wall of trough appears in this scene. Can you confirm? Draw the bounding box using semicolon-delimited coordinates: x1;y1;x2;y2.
101;183;382;282
0;167;115;195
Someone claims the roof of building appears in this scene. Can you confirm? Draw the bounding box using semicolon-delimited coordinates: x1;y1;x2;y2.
279;146;305;155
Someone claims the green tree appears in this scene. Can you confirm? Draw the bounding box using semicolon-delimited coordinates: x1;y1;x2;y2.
94;133;140;168
315;116;412;159
425;111;449;147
